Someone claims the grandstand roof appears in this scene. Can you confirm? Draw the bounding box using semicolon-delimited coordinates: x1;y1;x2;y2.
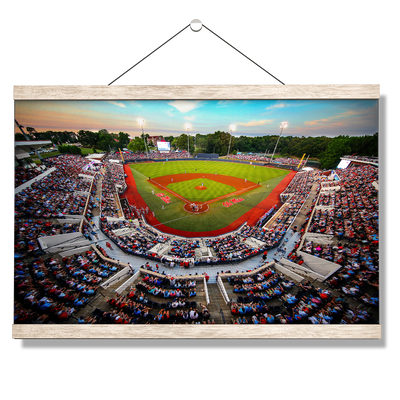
15;140;52;159
341;156;378;167
85;153;106;161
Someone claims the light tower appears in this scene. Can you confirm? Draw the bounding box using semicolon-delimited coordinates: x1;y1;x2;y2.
138;118;149;157
227;124;236;159
270;122;288;163
185;123;191;157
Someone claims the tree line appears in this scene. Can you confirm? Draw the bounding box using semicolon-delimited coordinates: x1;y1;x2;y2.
76;129;130;151
15;128;131;152
161;131;378;169
16;128;378;170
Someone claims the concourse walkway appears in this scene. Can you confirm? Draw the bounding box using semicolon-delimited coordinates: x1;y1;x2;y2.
89;216;302;283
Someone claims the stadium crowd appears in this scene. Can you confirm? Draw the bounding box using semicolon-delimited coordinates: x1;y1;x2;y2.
15;165;47;188
100;163;126;218
228;154;306;166
282;164;380;316
237;171;313;245
100;217;169;258
14;149;379;325
104;150;191;163
14;248;123;324
227;263;374;324
308;165;378;242
83;270;212;325
14;154;99;272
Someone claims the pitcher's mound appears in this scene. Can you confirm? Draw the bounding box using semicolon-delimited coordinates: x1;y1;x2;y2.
195;186;207;190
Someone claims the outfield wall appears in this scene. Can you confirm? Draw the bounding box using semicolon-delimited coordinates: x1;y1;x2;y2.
125;157;298;172
197;153;219;159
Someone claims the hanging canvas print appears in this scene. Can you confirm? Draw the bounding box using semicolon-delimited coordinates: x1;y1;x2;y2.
13;85;381;338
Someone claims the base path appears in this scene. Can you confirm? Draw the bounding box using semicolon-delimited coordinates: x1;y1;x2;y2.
152;173;257;191
122;164;296;238
150;173;259;208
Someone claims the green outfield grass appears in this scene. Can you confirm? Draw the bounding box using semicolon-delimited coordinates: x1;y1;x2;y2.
167;178;236;202
129;161;290;232
130;160;287;182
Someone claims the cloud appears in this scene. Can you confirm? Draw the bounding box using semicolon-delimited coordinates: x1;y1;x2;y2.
305;109;367;127
265;103;287;111
167;100;203;113
304;111;354;126
108;101;126;108
236;119;274;127
265;101;307;112
305;116;339;126
184;116;195;121
304;111;359;126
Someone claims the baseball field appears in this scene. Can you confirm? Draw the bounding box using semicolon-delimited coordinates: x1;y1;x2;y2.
123;160;295;236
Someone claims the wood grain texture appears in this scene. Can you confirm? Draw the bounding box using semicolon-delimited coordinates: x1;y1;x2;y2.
12;324;381;339
14;85;380;100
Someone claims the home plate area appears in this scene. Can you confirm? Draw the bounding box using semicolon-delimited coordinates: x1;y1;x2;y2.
183;201;210;214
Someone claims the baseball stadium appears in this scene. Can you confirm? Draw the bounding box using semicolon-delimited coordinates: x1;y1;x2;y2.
13;99;379;326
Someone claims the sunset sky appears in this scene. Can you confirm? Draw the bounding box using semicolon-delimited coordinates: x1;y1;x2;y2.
14;99;379;138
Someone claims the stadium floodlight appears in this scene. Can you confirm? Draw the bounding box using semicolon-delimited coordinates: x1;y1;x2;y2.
185;124;191;156
138;118;149;156
227;124;236;159
270;121;288;163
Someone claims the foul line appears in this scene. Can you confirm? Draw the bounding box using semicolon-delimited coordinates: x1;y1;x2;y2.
202;184;259;205
150;180;189;203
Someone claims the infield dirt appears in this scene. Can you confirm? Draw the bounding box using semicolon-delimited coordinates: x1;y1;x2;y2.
151;173;258;191
150;173;259;205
